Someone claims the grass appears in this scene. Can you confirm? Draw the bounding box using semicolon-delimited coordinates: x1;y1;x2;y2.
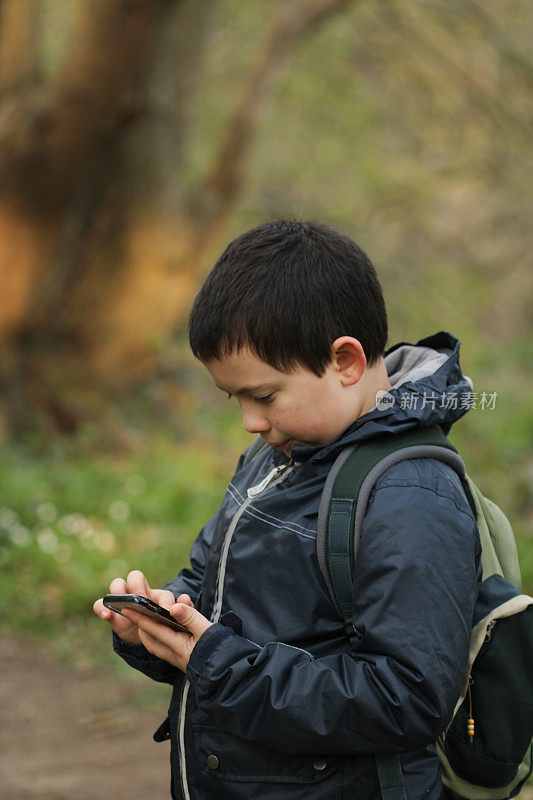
0;388;248;670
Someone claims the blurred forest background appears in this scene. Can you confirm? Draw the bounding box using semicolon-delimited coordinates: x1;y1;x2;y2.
0;0;532;767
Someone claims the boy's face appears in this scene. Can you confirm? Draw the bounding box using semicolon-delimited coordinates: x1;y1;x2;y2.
205;345;366;457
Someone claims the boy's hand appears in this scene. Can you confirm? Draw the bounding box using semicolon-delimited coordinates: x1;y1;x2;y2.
121;601;213;672
93;570;181;645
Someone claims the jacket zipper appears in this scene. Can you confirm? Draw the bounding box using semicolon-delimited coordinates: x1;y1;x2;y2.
178;457;298;800
211;459;296;623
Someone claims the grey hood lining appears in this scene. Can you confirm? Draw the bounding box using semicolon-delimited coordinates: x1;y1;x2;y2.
385;345;453;390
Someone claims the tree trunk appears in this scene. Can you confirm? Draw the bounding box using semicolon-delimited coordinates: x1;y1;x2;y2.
0;0;355;435
0;0;194;431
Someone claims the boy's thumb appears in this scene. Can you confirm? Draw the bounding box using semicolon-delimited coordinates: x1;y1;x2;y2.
170;602;211;639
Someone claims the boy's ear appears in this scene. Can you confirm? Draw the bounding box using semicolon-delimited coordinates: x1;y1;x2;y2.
331;337;366;386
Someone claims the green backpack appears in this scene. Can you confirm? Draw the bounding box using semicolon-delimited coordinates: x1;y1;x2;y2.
314;425;533;800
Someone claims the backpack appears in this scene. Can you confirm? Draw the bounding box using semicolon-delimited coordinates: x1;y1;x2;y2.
313;425;533;800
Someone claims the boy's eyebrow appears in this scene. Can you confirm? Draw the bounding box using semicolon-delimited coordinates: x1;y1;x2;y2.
214;382;274;396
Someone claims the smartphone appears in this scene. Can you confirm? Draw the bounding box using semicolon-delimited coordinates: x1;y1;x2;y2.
103;593;192;635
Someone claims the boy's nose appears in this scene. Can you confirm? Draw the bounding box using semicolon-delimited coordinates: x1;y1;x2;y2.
242;408;270;434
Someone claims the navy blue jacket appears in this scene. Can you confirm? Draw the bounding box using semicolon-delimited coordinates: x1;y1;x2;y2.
115;332;482;800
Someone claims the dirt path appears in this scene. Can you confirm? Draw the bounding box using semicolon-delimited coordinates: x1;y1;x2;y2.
1;637;171;799
2;635;532;800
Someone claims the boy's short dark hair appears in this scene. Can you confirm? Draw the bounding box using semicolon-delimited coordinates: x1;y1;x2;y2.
188;220;388;376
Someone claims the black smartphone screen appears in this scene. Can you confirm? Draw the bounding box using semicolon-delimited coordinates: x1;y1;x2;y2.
103;594;192;635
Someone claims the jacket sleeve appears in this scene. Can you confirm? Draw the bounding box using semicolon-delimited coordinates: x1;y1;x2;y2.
186;467;481;754
113;508;221;683
163;507;220;603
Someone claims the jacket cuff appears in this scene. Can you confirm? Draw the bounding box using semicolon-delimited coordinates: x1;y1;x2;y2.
112;631;153;661
186;624;234;682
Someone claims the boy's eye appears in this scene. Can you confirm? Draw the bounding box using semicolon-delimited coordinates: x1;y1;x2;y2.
225;391;274;404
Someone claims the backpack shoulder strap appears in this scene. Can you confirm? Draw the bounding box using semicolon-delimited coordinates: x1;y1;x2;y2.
316;426;468;800
317;425;466;638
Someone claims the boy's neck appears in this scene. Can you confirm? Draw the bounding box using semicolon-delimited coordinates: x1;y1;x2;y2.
357;357;391;418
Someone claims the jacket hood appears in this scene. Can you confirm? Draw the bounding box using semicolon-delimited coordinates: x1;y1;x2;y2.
289;331;473;464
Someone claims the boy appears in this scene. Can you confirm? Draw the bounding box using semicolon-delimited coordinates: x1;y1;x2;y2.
94;220;481;800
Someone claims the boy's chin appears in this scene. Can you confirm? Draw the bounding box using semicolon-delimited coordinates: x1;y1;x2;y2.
271;439;293;454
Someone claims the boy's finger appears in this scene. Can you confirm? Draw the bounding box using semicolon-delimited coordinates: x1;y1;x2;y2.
151;589;177;609
94;597;117;619
176;594;194;608
137;629;177;665
109;577;128;594
123;608;180;648
93;598;119;623
93;598;108;618
126;570;151;597
170;603;212;639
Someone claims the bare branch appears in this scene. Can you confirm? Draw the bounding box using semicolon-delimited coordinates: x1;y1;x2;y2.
0;0;42;93
199;0;357;223
384;0;530;133
453;0;533;86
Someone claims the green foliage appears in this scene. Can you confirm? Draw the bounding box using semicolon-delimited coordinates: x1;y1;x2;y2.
0;423;245;647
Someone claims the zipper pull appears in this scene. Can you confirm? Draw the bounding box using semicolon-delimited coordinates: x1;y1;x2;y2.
467;675;475;743
247;459;294;497
484;619;497;643
248;466;283;497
